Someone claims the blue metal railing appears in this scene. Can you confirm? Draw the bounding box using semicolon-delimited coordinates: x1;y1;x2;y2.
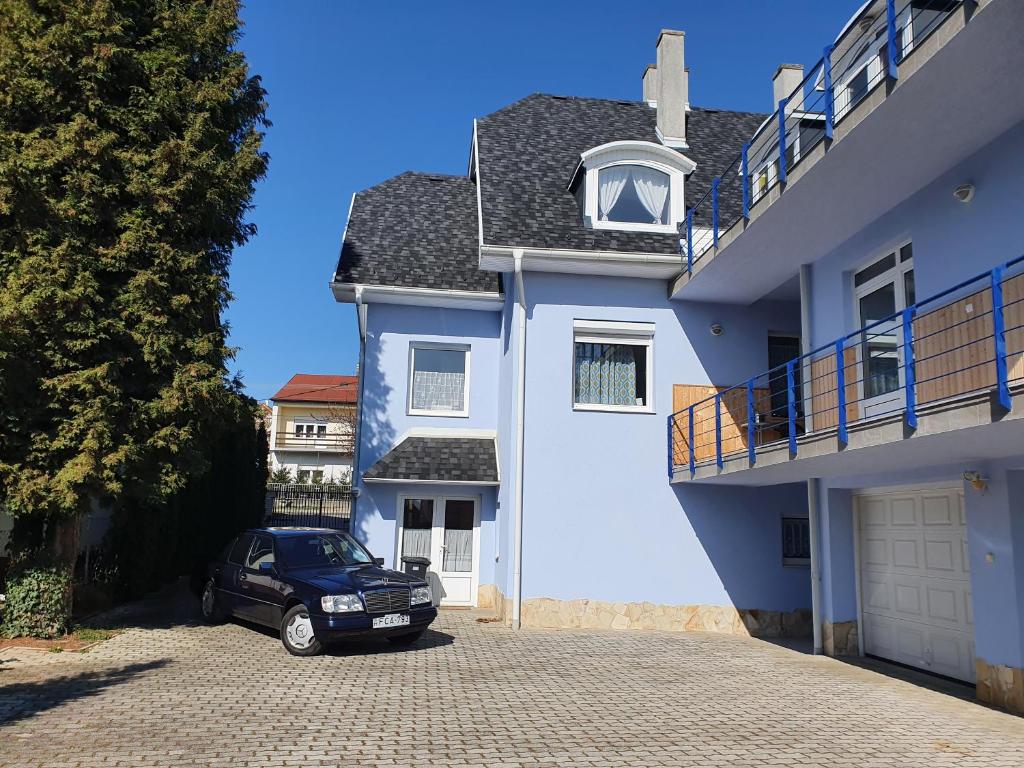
680;0;963;276
668;253;1024;477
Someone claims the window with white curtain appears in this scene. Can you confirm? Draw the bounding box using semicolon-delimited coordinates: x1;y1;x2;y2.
408;344;469;416
597;164;670;225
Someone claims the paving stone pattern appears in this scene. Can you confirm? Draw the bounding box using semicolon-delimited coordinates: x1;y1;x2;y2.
1;584;1023;767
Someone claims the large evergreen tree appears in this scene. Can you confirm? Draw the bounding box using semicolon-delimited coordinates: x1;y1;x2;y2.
0;1;268;534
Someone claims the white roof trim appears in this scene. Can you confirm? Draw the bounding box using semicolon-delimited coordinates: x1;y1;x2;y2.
331;282;503;311
579;140;697;173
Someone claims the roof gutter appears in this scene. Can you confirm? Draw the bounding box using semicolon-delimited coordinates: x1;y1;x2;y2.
331;282;503;312
512;249;527;630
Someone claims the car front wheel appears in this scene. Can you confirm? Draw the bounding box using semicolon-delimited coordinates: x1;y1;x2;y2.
200;579;225;624
281;604;324;656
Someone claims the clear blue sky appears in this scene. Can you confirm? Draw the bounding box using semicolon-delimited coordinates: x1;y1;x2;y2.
227;0;855;402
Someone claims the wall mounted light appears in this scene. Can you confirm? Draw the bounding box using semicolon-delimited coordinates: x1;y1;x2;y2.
709;323;724;337
964;470;988;493
953;183;975;204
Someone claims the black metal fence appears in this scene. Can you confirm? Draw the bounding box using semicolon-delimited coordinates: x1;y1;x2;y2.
264;483;353;531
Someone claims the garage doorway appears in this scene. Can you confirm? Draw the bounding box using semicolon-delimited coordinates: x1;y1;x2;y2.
855;486;974;682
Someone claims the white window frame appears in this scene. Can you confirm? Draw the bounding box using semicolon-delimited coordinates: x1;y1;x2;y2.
296;465;325;484
852;240;915;416
571;320;655;414
407;342;471;418
781;516;811;567
293;420;327;438
579;141;695;234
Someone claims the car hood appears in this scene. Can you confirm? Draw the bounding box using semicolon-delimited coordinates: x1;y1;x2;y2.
286;564;419;593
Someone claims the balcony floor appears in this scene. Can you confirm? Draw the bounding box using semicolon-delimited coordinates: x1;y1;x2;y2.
674;388;1024;486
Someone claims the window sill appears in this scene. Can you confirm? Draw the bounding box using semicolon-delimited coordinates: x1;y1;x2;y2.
407;409;470;418
572;404;655;415
590;220;678;234
782;559;811;568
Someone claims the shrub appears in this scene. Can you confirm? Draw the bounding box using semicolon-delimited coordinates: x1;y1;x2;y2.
1;557;71;639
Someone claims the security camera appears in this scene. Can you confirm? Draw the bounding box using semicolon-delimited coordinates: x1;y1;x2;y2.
953;183;975;203
709;323;724;337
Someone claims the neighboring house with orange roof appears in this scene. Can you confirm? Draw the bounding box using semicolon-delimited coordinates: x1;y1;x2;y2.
268;374;358;484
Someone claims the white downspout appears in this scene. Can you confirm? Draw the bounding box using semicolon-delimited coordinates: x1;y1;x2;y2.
808;478;823;655
351;287;367;528
512;251;527;630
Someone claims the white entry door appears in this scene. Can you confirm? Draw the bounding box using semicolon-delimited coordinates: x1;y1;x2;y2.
397;496;479;607
856;487;975;682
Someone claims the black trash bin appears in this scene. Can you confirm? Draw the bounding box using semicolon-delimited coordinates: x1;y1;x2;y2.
400;556;430;581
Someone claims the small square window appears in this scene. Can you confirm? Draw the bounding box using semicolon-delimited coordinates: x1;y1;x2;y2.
297;467;324;484
408;345;469;416
572;322;653;413
782;517;811;566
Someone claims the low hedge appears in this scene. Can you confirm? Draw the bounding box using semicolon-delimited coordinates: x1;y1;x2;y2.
1;557;71;639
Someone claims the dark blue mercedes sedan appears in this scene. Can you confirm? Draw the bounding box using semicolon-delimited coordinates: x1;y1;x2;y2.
200;527;437;656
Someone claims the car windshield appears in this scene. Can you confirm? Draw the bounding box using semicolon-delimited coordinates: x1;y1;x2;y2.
276;533;373;569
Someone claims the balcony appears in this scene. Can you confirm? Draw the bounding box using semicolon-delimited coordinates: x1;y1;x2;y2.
671;0;1024;304
272;432;353;453
669;254;1024;484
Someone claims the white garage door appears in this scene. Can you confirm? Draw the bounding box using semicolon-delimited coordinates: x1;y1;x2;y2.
856;487;975;682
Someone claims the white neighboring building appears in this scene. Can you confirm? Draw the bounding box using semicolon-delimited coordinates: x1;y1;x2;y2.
268;374;356;484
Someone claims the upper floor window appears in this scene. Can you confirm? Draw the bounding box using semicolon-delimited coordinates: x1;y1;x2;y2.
572;320;654;413
598;165;670;226
574;141;695;234
408;343;469;417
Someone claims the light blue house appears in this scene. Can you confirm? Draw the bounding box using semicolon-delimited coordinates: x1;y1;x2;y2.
333;0;1024;713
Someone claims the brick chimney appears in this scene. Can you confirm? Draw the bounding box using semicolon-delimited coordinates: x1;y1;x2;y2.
655;29;688;148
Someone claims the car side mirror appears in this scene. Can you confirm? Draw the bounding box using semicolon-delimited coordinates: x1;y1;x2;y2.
259;561;276;574
373;557;385;567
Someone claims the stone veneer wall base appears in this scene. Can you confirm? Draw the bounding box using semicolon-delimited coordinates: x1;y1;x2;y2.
475;585;811;638
976;658;1024;715
822;620;859;657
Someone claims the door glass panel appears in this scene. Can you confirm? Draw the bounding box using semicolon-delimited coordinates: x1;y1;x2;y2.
903;269;915;306
443;500;474;573
401;499;433;560
859;283;899;399
246;535;275;570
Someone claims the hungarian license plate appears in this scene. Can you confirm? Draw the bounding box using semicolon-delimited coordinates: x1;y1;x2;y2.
372;613;410;629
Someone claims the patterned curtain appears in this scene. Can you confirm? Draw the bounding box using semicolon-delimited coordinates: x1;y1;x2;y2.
574;343;638;406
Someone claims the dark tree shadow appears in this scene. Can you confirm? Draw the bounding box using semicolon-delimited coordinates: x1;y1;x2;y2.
0;660;168;726
351;315;395;546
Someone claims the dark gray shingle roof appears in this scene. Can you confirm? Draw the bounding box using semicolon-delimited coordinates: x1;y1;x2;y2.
335;173;500;294
476;94;768;251
363;437;499;484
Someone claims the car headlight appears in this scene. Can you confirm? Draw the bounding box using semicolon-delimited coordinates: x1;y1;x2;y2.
321;594;363;613
411;585;432;606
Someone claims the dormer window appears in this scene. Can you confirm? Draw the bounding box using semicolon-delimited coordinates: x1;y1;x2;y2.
573;140;696;234
598;165;670;226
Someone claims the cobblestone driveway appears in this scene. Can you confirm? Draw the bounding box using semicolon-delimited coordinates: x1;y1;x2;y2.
2;585;1022;768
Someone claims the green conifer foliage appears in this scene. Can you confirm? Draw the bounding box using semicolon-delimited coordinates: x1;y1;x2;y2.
0;1;269;527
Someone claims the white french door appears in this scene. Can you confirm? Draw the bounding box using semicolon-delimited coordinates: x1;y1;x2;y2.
854;244;915;418
397;495;479;607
